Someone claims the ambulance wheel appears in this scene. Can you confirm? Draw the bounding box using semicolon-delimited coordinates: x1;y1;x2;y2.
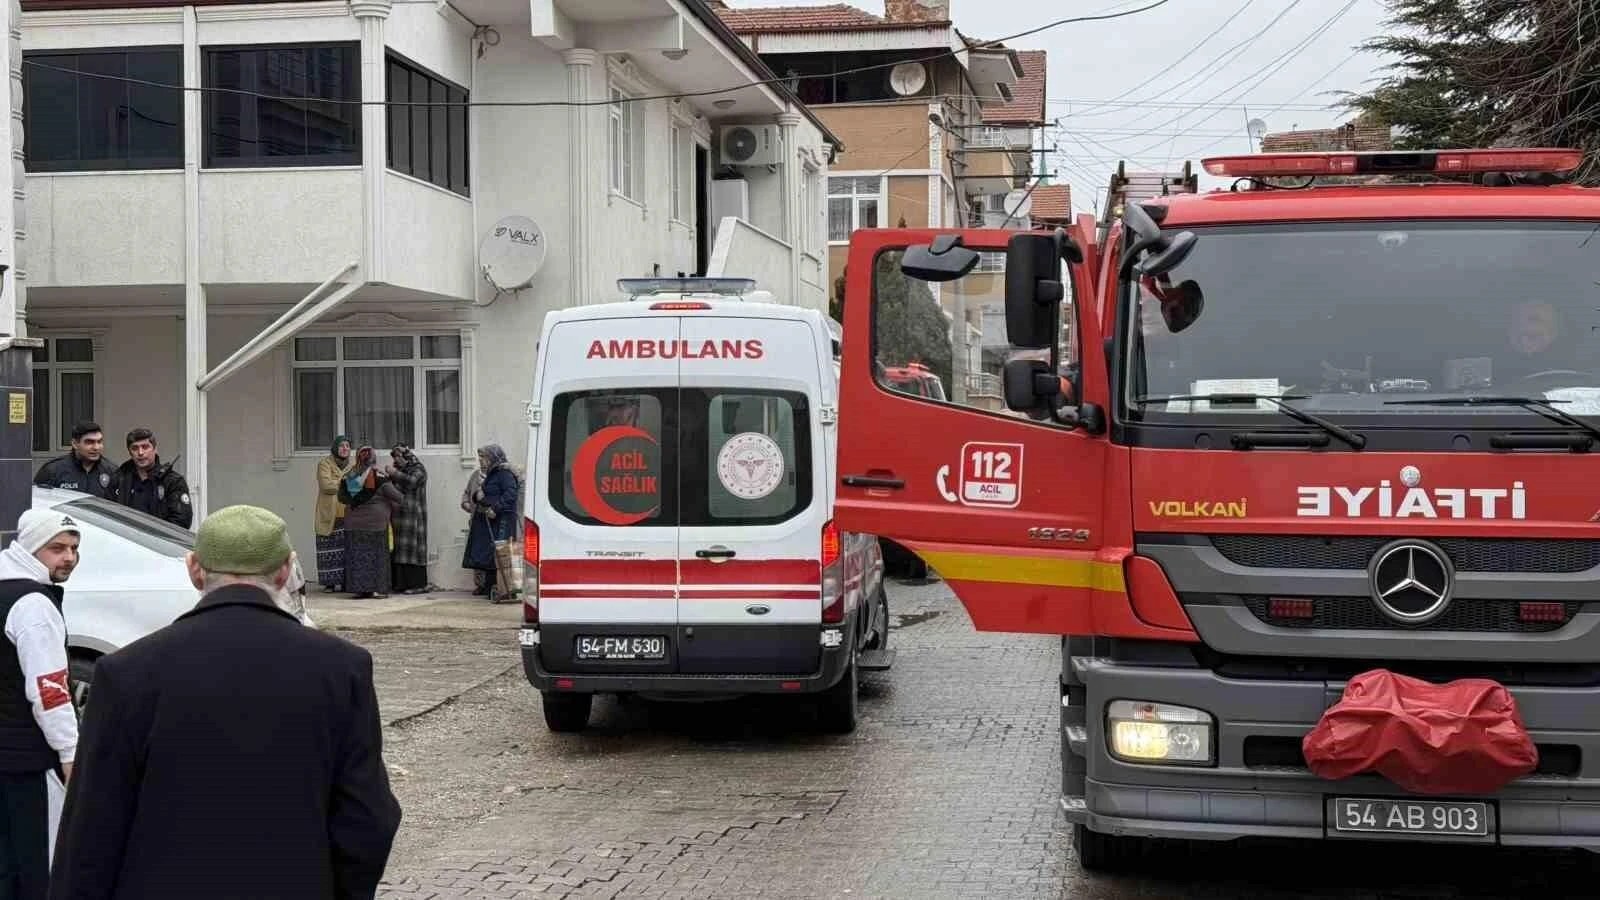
817;662;858;734
69;653;97;712
864;586;890;651
541;692;593;733
1072;824;1145;873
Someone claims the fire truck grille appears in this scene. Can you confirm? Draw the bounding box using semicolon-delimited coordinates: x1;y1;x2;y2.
1211;535;1600;574
1242;596;1579;633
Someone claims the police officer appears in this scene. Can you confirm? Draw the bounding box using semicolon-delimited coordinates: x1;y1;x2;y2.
112;428;193;529
32;422;118;501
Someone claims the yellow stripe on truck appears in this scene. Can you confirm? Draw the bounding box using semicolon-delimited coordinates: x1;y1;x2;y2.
917;550;1127;593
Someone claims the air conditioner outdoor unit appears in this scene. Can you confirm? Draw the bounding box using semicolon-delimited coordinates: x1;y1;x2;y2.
719;124;782;167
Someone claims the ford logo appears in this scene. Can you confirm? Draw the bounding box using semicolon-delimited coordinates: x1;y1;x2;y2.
745;604;771;616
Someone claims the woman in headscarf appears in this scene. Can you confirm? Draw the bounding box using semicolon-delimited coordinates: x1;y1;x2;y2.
313;435;354;592
338;445;402;599
461;443;520;601
386;443;431;595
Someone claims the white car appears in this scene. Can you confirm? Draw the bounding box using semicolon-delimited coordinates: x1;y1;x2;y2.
31;486;312;707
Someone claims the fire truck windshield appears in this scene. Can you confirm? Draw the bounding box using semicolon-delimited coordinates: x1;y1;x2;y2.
1124;219;1600;424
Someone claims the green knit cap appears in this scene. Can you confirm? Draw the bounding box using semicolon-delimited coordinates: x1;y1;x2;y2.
193;505;293;575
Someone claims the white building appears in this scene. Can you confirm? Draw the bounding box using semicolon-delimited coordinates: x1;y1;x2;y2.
18;0;838;587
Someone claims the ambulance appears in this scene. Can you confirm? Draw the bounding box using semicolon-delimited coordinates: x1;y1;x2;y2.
518;278;892;733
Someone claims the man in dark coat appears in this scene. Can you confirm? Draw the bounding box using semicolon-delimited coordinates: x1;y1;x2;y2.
32;422;117;501
110;428;193;529
50;505;402;900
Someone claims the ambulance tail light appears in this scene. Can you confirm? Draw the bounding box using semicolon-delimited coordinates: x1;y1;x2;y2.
821;520;844;624
522;517;539;625
649;301;711;311
1201;148;1584;178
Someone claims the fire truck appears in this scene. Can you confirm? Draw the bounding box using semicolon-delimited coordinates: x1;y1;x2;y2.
834;148;1600;869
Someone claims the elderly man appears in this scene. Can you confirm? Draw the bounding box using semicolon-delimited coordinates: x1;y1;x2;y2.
0;509;81;900
51;505;401;900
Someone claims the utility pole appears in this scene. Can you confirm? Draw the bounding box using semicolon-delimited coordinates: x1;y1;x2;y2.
0;0;38;548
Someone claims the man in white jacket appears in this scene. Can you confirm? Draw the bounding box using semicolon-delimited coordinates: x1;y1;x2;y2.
0;508;81;899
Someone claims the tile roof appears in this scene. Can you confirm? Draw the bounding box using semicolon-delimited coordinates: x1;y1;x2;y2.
715;3;946;33
1259;118;1392;153
981;49;1046;125
1029;183;1071;222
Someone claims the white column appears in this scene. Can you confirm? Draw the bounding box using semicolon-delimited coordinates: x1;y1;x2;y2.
182;6;207;522
351;0;392;284
776;111;802;307
562;49;597;307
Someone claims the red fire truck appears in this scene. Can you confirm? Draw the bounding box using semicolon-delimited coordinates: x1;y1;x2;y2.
835;148;1600;869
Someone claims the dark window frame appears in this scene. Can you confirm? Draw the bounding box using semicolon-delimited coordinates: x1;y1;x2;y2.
201;41;362;169
385;52;469;196
22;45;185;173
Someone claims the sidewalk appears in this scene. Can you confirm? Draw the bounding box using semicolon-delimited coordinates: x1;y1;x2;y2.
308;589;524;631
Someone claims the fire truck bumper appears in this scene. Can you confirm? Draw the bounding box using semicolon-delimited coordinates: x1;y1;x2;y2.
1062;655;1600;850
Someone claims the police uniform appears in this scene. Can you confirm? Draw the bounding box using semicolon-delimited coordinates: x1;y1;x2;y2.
111;458;193;529
32;453;118;502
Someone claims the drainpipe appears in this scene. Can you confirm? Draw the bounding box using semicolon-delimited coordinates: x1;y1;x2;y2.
182;5;207;521
562;49;597;307
776;110;802;308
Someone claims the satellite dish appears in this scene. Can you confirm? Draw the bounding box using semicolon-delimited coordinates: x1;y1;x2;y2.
1247;118;1268;142
889;62;928;97
1004;188;1033;218
479;215;546;292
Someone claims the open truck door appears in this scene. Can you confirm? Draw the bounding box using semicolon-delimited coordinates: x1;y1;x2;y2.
835;226;1134;635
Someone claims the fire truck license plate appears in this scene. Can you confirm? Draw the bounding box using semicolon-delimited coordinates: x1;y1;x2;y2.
576;636;666;660
1331;798;1490;837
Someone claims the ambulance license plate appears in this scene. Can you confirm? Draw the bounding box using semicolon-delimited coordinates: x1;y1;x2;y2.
1331;798;1490;837
576;636;666;660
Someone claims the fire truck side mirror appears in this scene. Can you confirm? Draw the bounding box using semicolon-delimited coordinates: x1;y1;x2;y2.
899;234;980;282
1004;232;1062;349
1003;358;1059;412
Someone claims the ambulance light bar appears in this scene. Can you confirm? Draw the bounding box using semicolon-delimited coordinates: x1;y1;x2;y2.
1201;148;1584;178
619;277;756;298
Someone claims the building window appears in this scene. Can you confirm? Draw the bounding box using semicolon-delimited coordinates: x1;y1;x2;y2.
827;176;880;242
669;122;689;222
22;47;183;173
386;55;469;196
204;43;360;168
801;163;821;255
608;86;636;199
292;333;462;451
975;251;1005;273
30;338;96;453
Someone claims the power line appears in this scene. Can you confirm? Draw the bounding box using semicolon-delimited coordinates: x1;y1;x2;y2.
1065;0;1262;119
19;0;1175;110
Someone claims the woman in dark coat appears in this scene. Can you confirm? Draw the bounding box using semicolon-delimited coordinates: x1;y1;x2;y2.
462;443;520;601
339;446;402;599
386;444;430;594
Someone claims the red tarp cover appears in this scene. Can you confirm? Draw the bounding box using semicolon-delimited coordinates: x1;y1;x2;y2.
1302;669;1539;795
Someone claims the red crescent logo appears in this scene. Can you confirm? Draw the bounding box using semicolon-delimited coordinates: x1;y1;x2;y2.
571;425;659;526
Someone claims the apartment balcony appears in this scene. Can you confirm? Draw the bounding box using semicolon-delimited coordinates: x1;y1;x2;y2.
957;146;1023;195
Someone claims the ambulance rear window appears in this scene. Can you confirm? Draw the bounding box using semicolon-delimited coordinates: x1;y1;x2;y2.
547;388;812;527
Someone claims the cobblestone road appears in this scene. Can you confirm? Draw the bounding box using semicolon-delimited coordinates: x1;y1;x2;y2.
341;581;1598;900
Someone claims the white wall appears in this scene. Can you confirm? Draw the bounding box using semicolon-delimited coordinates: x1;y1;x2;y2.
384;174;475;299
386;0;472;87
27;174;184;287
199;170;364;284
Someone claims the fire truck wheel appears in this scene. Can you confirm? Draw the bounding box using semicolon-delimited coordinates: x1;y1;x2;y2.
1072;824;1145;872
817;662;858;734
541;691;593;733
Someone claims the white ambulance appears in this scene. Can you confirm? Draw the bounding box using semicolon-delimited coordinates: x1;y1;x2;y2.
518;278;892;733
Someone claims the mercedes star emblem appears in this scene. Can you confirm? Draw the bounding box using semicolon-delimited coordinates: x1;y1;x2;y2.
1368;539;1454;625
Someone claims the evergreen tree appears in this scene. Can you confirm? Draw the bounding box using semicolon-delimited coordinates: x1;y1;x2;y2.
872;251;954;393
1344;0;1600;183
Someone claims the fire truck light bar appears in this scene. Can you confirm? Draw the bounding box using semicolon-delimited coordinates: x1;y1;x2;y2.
1201;148;1585;178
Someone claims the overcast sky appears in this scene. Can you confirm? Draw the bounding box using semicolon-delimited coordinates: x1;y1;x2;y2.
731;0;1398;213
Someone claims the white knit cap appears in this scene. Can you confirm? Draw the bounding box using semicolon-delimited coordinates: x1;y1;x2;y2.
15;508;81;555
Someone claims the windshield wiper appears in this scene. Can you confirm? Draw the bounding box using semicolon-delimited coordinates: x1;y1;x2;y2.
1133;393;1367;449
1383;395;1600;443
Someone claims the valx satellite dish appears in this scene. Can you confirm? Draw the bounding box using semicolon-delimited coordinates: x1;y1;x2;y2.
479;215;547;292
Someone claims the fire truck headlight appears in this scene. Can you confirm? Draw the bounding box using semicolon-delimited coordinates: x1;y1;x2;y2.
1106;700;1214;765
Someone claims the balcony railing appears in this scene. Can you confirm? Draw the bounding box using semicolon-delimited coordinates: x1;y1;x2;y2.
966;372;1002;399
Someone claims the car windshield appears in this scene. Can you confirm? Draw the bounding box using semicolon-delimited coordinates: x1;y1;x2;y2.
1125;220;1600;420
61;496;193;558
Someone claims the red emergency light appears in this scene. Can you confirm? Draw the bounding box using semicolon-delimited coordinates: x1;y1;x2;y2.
650;301;712;311
1201;148;1585;179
